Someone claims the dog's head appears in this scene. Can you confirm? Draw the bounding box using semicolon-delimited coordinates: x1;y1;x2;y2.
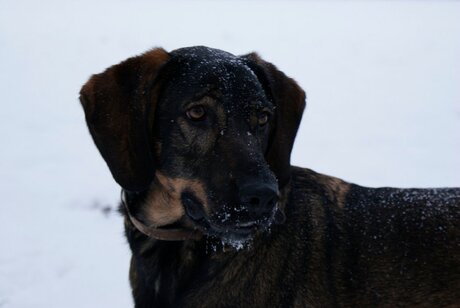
80;46;305;242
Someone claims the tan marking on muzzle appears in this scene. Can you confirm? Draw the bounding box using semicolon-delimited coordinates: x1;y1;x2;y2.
143;171;209;226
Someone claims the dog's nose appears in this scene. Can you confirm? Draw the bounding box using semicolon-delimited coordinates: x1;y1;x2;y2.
239;183;279;216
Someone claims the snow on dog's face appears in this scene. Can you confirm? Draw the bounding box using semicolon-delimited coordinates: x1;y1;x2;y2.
80;46;305;242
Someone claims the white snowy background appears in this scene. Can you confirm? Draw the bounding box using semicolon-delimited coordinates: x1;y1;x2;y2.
1;0;459;307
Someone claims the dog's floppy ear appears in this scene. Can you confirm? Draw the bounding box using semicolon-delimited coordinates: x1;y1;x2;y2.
242;53;306;188
79;48;170;192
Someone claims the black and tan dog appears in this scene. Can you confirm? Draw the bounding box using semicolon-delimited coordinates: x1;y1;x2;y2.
80;46;460;307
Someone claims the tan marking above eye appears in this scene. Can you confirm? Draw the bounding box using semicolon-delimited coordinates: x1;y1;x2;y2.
186;105;206;121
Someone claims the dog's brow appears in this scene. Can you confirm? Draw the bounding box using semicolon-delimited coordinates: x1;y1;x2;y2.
183;95;216;109
247;100;274;113
191;85;220;101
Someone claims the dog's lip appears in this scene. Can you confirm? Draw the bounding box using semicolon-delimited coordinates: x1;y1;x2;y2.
181;193;272;239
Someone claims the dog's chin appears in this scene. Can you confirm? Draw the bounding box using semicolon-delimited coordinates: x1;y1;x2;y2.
181;193;276;243
207;219;271;242
207;225;256;244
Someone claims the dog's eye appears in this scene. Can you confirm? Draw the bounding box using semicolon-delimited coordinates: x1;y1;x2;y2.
186;105;206;121
258;111;270;126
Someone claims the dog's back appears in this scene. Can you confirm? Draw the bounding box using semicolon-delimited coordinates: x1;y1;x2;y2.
287;167;460;307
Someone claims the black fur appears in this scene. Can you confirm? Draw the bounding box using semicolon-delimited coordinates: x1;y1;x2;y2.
81;46;460;307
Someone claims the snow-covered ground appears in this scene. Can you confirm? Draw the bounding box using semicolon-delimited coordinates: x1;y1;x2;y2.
1;0;459;307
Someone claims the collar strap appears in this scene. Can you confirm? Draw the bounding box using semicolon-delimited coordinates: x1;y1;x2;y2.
121;190;203;241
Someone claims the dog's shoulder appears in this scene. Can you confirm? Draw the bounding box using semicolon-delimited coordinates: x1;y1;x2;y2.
289;166;351;207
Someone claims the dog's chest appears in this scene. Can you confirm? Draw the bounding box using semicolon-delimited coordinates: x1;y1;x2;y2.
169;238;316;307
145;238;294;307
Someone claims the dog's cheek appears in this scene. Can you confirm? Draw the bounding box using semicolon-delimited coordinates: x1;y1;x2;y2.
143;184;185;227
142;172;211;226
176;118;220;156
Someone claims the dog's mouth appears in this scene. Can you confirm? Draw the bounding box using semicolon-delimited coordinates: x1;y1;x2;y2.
181;191;284;241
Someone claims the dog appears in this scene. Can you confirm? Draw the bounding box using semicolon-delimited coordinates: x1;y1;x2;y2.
80;46;460;307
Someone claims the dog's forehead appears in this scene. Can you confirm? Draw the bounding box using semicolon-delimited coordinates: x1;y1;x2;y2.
170;46;246;72
171;46;238;62
166;46;267;107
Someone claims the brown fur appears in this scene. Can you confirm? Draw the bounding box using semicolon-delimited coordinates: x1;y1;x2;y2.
143;172;209;226
309;173;351;208
80;48;171;191
80;46;460;308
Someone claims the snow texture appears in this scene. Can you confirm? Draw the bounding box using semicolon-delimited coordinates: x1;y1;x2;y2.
1;0;459;307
